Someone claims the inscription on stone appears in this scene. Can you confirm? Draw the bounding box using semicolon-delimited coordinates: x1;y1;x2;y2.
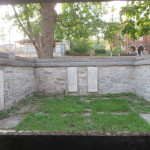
68;67;78;92
0;70;4;110
88;67;98;92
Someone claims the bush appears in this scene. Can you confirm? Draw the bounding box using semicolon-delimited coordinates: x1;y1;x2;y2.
71;42;92;54
95;49;106;55
65;50;78;56
112;46;123;56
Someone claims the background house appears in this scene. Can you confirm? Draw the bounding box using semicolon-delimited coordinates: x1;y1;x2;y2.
125;35;150;54
15;39;70;58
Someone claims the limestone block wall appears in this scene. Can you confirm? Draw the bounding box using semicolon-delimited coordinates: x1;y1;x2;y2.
1;52;150;110
2;66;36;108
36;66;135;95
135;58;150;101
0;70;4;110
98;66;135;94
36;67;68;94
0;53;36;109
35;58;136;95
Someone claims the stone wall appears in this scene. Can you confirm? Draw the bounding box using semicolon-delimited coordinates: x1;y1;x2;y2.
35;58;136;95
36;67;68;94
98;66;135;94
36;66;135;95
0;53;36;109
1;52;150;110
0;70;4;110
135;57;150;101
2;66;36;108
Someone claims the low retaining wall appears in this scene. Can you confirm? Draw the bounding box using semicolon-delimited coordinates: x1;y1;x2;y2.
35;57;135;95
0;52;150;110
135;57;150;101
0;53;36;109
36;66;135;95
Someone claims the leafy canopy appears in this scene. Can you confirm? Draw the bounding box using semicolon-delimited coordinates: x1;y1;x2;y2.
55;2;108;41
120;1;150;40
11;4;41;36
9;3;108;41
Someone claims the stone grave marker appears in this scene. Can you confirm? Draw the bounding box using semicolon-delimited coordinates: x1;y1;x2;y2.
88;67;98;92
68;67;78;92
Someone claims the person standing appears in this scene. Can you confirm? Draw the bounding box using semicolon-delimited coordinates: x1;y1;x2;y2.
138;44;144;55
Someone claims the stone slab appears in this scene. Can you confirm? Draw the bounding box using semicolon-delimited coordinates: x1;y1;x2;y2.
111;112;129;115
88;67;98;92
35;61;134;67
0;70;4;110
0;114;26;129
68;67;78;92
0;58;35;67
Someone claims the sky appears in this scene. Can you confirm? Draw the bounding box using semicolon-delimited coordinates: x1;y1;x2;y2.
0;1;127;45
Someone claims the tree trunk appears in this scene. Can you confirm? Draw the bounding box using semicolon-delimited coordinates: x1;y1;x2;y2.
110;45;113;56
37;2;57;59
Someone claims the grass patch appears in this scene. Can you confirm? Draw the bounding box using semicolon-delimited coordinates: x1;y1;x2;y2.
15;113;87;131
91;113;150;131
0;105;21;120
91;99;131;112
0;95;38;120
14;93;150;131
38;96;89;114
0;111;9;120
126;99;150;113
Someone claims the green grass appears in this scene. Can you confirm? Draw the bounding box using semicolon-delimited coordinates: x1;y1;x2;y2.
0;111;9;120
15;113;87;131
91;99;131;112
14;93;150;131
0;105;21;120
38;96;89;114
91;113;150;131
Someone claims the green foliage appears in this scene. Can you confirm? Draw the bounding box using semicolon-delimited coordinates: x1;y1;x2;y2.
120;1;150;40
112;46;123;56
9;3;108;42
102;6;122;46
70;41;93;54
65;50;78;55
12;4;41;36
95;49;106;55
0;111;9;120
94;41;106;50
102;22;122;45
55;2;108;41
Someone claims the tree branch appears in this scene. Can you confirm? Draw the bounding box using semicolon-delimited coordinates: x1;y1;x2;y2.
12;6;39;52
26;19;39;39
57;20;81;28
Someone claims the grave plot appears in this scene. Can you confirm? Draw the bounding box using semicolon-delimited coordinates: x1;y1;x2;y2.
0;93;150;131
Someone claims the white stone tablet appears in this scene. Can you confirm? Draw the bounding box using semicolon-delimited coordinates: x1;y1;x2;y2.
88;67;98;92
0;70;4;110
68;67;78;92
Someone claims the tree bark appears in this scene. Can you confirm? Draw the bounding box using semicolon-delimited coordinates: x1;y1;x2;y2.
13;2;57;59
37;2;57;58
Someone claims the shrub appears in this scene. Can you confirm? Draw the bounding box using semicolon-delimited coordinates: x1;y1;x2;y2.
112;46;123;56
95;49;106;55
65;50;78;56
71;42;92;54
